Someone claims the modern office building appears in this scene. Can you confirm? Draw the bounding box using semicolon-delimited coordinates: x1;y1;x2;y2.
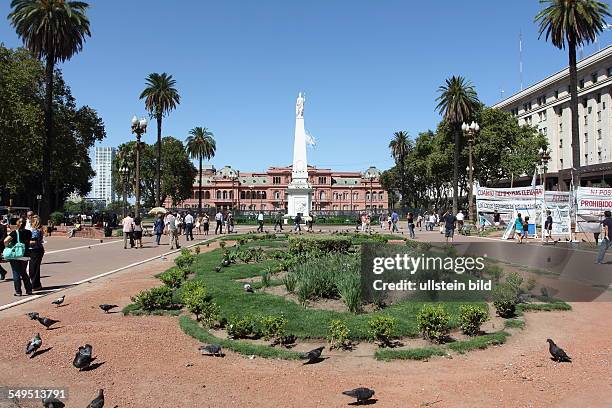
493;45;612;190
91;146;116;204
163;165;387;213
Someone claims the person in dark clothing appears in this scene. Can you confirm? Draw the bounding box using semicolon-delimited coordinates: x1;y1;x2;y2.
274;212;284;231
596;210;612;264
28;215;45;290
493;210;501;227
294;214;302;232
153;214;164;245
443;210;457;243
544;210;553;244
3;217;32;296
407;212;415;239
0;217;8;280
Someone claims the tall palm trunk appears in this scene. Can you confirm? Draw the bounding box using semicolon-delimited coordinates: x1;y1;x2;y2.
400;155;406;212
198;156;203;212
568;39;581;189
452;126;459;214
156;115;162;207
41;54;55;223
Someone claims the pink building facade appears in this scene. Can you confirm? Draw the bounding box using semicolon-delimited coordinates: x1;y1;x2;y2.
164;165;388;213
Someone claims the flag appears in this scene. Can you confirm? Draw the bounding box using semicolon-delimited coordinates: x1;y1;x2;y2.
305;130;316;148
531;166;537;189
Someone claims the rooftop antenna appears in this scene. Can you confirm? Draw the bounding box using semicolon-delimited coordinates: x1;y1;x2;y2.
500;89;505;100
519;31;523;91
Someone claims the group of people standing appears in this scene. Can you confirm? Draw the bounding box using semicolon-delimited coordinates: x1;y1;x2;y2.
0;211;46;296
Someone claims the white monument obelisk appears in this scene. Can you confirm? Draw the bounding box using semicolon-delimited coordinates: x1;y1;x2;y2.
286;92;313;217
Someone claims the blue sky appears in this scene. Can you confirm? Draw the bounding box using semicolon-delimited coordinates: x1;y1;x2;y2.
1;1;610;172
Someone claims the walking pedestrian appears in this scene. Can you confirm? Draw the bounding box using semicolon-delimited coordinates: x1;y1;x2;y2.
184;211;194;241
387;213;392;231
195;214;202;235
165;211;180;249
28;215;45;290
360;213;367;232
493;210;501;227
522;216;529;242
379;213;385;230
428;212;436;231
203;213;210;235
391;210;399;233
176;212;183;236
443;210;457;243
596;210;612;264
407;212;415;239
3;217;32;296
227;212;234;234
274;211;284;231
294;213;302;232
257;211;264;233
122;213;135;249
456;210;465;233
215;210;224;234
154;214;164;245
133;216;143;248
416;213;423;231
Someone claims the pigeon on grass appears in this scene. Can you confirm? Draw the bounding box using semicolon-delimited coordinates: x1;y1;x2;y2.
37;316;59;330
243;283;254;293
73;344;93;370
52;295;65;307
301;346;325;364
342;387;375;404
99;304;118;313
199;344;223;357
25;333;42;356
87;389;104;408
546;338;571;362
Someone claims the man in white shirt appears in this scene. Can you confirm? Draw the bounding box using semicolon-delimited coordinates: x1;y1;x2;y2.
456;210;465;232
257;211;264;233
184;212;194;241
215;211;223;234
122;213;135;249
428;213;436;231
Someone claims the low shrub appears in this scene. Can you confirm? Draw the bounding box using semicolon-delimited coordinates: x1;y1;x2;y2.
368;315;397;346
336;273;362;313
487;265;504;284
291;253;359;303
49;211;64;226
181;280;209;320
492;283;518;318
158;268;187;288
288;236;351;255
175;249;196;271
505;271;524;294
458;305;489;336
132;286;174;311
260;267;273;288
227;315;258;339
194;245;201;255
199;301;221;328
328;319;351;350
283;273;298;293
260;314;287;341
416;304;451;343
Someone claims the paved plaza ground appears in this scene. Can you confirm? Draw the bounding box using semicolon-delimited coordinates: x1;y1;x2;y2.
0;226;610;407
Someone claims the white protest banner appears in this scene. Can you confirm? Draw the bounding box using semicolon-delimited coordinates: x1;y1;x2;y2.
575;187;612;214
476;185;543;202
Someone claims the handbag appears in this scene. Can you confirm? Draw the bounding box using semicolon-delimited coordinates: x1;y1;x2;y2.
2;230;26;260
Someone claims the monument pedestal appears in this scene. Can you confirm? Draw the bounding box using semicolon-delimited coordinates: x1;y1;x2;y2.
286;185;313;218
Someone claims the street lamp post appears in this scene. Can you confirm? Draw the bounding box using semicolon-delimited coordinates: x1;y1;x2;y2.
36;194;42;216
120;165;129;218
131;115;147;217
363;167;380;214
539;148;551;191
461;121;479;221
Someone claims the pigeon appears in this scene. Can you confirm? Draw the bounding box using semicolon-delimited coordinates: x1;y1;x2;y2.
99;304;118;313
342;387;375;404
243;283;254;293
160;255;167;261
301;346;325;364
52;295;65;307
37;316;59;330
199;344;223;357
87;389;104;408
546;339;571;362
73;344;93;370
25;333;42;355
42;397;65;408
27;311;40;320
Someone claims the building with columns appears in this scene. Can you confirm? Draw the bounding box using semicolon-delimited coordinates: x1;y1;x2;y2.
164;165;388;213
492;45;612;190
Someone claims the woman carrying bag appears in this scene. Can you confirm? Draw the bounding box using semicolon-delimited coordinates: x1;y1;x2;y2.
3;217;32;296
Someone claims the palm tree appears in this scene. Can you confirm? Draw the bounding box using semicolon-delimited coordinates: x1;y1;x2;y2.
140;72;180;207
8;0;91;222
389;131;410;210
435;75;479;214
185;127;216;212
535;0;610;188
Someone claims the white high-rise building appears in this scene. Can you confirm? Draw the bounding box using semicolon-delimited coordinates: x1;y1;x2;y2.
493;45;612;190
92;146;116;203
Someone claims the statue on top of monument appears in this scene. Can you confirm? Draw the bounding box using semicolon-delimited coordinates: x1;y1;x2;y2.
296;92;305;118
